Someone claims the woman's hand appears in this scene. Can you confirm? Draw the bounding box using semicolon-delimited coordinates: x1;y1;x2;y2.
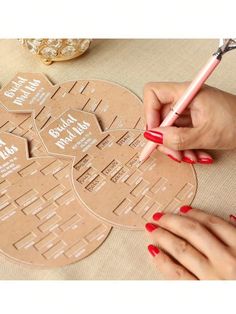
143;82;236;163
145;207;236;280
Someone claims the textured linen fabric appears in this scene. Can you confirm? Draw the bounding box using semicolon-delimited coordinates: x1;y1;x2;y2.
0;39;235;280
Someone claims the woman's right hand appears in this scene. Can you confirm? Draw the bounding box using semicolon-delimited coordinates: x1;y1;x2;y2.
143;82;236;163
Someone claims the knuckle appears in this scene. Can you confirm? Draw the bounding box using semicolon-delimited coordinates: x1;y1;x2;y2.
206;215;221;226
174;266;187;280
170;130;186;151
174;239;189;255
183;220;202;234
160;254;170;264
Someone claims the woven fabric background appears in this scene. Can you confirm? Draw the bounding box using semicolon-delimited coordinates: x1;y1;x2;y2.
0;39;235;280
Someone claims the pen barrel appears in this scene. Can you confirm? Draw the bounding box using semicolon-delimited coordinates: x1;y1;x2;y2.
160;55;221;127
139;54;221;162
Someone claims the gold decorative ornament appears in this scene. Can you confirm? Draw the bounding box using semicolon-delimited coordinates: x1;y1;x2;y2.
19;39;92;65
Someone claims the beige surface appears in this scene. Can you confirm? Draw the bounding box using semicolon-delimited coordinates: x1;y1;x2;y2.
0;39;235;279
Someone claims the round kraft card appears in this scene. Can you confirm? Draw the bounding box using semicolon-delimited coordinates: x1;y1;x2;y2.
0;132;111;267
40;109;197;230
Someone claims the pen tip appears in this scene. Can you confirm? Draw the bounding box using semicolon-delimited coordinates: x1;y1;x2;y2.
138;153;146;163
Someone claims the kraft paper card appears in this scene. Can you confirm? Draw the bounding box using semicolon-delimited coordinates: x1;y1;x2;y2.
0;132;111;267
39;109;197;229
0;72;144;157
0;73;197;230
0;72;144;133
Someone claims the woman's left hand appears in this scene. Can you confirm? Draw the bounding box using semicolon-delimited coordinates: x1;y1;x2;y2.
145;207;236;279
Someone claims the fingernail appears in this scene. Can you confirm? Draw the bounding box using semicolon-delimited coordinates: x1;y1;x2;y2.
148;244;160;257
229;214;236;221
182;156;196;164
198;157;213;164
180;205;192;213
145;223;158;232
167;154;181;163
144;130;163;144
153;212;164;221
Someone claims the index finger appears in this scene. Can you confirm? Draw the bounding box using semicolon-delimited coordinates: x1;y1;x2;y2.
143;82;185;129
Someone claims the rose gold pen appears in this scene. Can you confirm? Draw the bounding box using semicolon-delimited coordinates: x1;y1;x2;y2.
139;39;236;162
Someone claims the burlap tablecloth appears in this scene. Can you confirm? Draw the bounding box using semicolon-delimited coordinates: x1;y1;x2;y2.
0;39;235;280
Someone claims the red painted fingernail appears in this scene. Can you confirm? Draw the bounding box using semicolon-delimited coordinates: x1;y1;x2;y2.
153;212;164;221
180;205;192;213
229;214;236;221
145;223;158;232
167;154;181;163
144;130;163;144
197;157;213;164
182;156;196;164
148;244;160;257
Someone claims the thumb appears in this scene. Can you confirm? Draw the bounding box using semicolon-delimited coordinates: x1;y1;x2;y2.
144;126;202;151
